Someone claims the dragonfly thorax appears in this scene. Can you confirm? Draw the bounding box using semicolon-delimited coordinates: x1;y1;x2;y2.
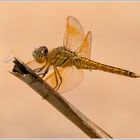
32;46;49;63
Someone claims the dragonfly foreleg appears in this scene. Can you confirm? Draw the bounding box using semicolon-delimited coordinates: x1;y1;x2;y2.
34;65;46;73
42;66;50;78
36;65;50;78
29;66;46;84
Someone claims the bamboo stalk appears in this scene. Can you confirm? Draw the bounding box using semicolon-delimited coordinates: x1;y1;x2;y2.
10;57;112;138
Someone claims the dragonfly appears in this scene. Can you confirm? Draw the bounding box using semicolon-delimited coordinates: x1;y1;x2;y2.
27;16;140;93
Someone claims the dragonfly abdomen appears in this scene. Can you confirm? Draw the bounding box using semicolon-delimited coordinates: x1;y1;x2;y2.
73;57;139;78
73;57;98;70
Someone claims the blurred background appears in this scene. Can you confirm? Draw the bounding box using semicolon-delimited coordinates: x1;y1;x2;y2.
0;2;140;138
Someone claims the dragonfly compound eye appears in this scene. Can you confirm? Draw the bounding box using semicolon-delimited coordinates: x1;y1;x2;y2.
32;46;48;63
43;47;48;56
32;50;37;58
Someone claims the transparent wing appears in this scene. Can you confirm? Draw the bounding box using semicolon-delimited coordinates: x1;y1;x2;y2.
63;16;85;50
75;31;92;59
45;66;84;94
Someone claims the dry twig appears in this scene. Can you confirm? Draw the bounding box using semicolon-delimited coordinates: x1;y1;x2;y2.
10;57;112;138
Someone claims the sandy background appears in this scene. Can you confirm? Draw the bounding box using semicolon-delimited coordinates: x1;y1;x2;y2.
0;2;140;138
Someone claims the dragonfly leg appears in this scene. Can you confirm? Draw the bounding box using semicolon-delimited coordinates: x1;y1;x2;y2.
55;67;62;91
54;66;59;90
34;65;46;73
42;66;50;78
44;67;62;92
29;66;47;84
35;65;50;78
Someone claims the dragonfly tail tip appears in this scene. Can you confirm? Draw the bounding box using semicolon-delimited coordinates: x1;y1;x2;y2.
135;73;140;78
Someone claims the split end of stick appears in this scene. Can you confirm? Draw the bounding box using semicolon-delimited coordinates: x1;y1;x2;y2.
11;57;29;75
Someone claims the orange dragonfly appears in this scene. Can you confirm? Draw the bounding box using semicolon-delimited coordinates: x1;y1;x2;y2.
27;16;140;93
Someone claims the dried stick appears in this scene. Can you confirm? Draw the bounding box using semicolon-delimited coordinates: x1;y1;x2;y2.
10;57;112;138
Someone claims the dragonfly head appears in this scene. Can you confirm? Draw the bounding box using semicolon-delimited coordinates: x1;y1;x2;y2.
32;46;49;63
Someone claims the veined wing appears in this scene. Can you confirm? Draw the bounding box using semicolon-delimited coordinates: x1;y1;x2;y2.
63;16;85;50
75;31;92;59
63;16;92;59
45;66;84;94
